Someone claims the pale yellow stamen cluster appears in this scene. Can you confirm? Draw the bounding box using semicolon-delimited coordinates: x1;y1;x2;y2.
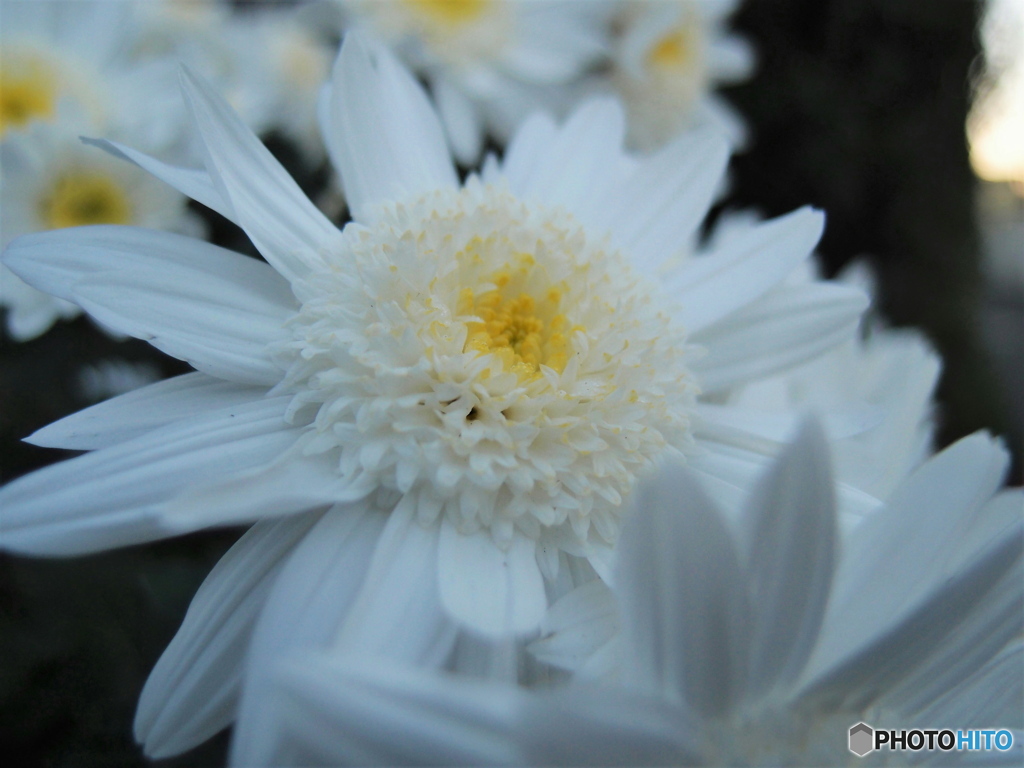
0;57;56;135
460;261;574;378
41;173;132;230
403;0;490;26
647;26;697;71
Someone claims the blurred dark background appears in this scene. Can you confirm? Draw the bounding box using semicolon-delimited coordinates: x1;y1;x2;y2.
1;1;1020;766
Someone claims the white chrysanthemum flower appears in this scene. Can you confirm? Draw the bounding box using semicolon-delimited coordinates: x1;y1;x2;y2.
331;0;614;163
0;115;196;339
1;34;868;759
607;0;754;152
257;424;1023;767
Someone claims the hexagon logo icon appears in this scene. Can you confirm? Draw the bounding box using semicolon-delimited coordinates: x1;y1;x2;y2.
849;722;874;757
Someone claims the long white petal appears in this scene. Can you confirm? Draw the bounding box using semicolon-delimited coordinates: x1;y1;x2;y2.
136;513;319;759
741;420;836;702
3;226;294;385
666;207;824;332
433;74;483;166
334;500;458;662
325;32;457;223
437;520;548;637
230;502;388;767
517;685;702;766
179;67;341;283
501;111;559;195
514;99;627;222
160;448;376;531
0;397;298;555
73;268;289;386
690;282;869;392
802;524;1022;713
910;640;1023;728
617;464;750;717
264;654;524;767
816;432;1010;670
604;130;730;272
28;373;266;450
83;137;233;221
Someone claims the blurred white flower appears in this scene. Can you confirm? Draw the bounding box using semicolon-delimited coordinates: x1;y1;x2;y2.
330;0;615;163
0;0;197;339
258;423;1023;766
0;114;197;339
1;33;869;760
78;359;163;403
607;0;754;152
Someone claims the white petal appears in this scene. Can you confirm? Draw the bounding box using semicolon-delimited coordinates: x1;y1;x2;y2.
3;226;294;385
72;270;289;387
334;503;458;660
604;130;730;272
136;513;319;759
264;654;523;767
690;282;869;392
501;111;559;196
816;432;1010;671
529;580;619;674
802;524;1023;713
666;207;824;332
179;67;341;283
27;373;265;450
324;32;457;223
231;502;388;767
83;137;233;221
741;420;836;701
0;396;298;555
159;447;376;530
438;520;548;637
910;640;1023;728
616;464;750;717
433;75;483;166
517;685;702;766
514;98;627;221
694;402;883;447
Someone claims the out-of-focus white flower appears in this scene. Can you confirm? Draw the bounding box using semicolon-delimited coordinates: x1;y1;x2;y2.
230;6;335;162
0;114;197;339
0;0;185;150
258;423;1023;766
330;0;615;164
606;0;754;152
1;34;868;760
78;359;163;403
0;0;197;339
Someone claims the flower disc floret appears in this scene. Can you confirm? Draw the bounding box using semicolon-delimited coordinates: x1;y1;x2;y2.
273;182;696;550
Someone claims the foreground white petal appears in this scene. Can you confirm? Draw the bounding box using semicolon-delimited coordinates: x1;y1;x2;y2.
27;373;267;450
137;513;319;758
0;397;297;555
265;654;523;767
616;466;750;716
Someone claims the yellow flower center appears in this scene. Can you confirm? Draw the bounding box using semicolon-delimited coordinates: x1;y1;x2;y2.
458;253;575;379
0;57;56;135
41;173;132;229
403;0;489;26
647;26;697;72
